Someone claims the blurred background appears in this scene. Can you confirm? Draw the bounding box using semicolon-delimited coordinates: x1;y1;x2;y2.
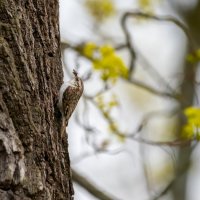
59;0;200;200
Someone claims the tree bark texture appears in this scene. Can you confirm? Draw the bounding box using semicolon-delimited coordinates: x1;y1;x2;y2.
0;1;74;199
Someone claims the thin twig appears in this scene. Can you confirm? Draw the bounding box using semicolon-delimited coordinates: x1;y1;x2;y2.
121;13;136;77
130;136;192;147
127;78;179;99
115;43;177;95
121;11;195;52
150;179;174;200
72;169;122;200
72;147;129;164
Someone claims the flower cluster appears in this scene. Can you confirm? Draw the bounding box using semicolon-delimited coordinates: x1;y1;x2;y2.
187;49;200;64
83;42;128;82
95;95;125;141
181;107;200;140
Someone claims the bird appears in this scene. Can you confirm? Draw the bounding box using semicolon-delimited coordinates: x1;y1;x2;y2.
58;69;84;138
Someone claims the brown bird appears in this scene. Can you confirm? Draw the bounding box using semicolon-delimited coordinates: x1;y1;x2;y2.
58;69;84;138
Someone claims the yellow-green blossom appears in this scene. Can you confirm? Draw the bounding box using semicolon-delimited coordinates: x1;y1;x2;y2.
82;43;128;82
138;0;160;13
181;107;200;140
85;0;115;22
94;45;128;82
82;42;97;58
187;49;200;64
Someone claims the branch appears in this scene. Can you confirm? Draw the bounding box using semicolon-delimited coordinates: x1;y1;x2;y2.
121;13;136;77
115;42;177;96
121;11;195;52
72;169;122;200
120;10;196;100
150;179;174;200
148;140;197;200
127;78;179;99
60;42;180;99
128;109;193;147
131;136;192;147
71;147;128;165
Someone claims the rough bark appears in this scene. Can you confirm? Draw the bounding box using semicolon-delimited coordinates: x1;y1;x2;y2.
0;0;73;199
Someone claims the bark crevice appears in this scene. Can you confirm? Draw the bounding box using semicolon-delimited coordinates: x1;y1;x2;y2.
0;0;73;199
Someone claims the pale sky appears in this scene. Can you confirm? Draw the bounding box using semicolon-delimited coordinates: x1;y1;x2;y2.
59;1;200;200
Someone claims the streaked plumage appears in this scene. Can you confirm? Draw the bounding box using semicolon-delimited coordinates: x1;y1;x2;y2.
59;70;84;137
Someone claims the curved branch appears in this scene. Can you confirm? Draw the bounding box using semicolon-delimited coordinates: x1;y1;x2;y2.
72;169;122;200
150;179;174;200
122;11;195;52
130;136;192;147
127;78;179;99
121;13;136;76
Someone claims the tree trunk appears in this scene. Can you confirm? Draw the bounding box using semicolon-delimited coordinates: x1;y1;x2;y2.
0;1;74;199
